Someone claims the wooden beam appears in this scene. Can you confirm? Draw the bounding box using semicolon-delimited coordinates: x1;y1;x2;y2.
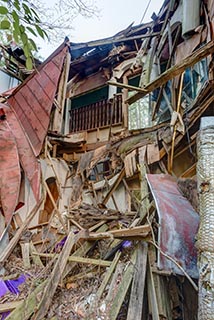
108;251;136;320
108;80;147;93
71;32;161;51
127;242;148;320
29;241;44;267
63;224;108;278
32;252;111;267
43;180;66;231
0;300;23;313
32;231;84;320
102;168;125;205
6;280;47;320
20;242;30;269
127;40;214;105
95;251;121;301
0;198;43;263
85;225;151;240
147;256;160;320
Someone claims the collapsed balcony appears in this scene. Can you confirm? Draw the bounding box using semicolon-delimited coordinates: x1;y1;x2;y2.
69;94;123;132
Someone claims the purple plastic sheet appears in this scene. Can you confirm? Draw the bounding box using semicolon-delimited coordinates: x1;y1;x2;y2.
55;236;67;252
0;274;26;319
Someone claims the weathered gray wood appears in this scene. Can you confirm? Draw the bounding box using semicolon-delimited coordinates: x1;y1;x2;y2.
127;242;148;320
6;280;47;320
102;168;125;205
29;241;44;267
20;242;30;268
127;40;214;105
32;252;111;267
147;255;160;320
86;225;151;240
108;251;136;320
63;224;108;278
108;80;147;93
0;300;23;313
0;198;43;263
96;251;121;301
32;231;83;320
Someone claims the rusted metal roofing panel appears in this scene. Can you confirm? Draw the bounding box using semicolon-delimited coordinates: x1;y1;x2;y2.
0;86;17;97
146;173;199;278
0;120;20;223
5;108;41;202
7;44;68;156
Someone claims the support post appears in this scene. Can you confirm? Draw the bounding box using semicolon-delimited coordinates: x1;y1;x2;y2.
197;117;214;319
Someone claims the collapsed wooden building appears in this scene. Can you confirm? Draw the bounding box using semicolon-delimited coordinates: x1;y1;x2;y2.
0;0;214;318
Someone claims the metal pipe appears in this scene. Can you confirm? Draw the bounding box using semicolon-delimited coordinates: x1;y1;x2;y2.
197;117;214;319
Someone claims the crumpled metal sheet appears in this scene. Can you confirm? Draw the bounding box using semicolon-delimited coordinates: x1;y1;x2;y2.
0;120;20;222
5;108;41;202
146;173;199;278
7;44;68;157
0;43;68;209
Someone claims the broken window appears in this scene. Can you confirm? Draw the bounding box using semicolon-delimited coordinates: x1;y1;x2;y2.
89;159;111;181
129;94;154;130
129;58;208;130
182;58;208;107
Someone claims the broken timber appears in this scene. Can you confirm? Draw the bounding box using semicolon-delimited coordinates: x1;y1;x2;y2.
127;40;214;104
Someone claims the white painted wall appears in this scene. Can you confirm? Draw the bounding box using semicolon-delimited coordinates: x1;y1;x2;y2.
15;158;73;228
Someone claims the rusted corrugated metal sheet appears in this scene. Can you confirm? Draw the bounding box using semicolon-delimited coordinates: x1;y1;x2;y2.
146;174;199;278
5;108;41;202
7;43;68;157
0;42;69;218
0;120;20;222
0;86;17;97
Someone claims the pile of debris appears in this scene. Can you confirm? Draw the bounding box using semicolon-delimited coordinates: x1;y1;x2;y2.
1;0;214;318
0;158;199;319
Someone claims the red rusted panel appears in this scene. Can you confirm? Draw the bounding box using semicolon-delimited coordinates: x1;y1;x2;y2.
7;44;68;157
146;174;199;278
25;82;51;117
0;86;17;97
5;108;41;202
0;120;20;222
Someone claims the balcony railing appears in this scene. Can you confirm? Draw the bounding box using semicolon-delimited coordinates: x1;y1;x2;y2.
69;94;122;132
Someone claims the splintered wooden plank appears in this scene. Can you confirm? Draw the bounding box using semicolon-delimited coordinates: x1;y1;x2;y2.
6;280;47;320
20;242;30;269
96;251;121;301
29;241;44;267
102;168;125;205
63;224;108;278
147;255;160;320
32;231;84;320
0;198;43;263
108;250;136;320
31;252;111;267
127;40;214;105
0;300;23;313
127;242;148;320
124;150;137;178
86;225;151;240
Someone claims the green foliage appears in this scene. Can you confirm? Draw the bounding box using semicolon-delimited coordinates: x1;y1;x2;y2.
0;0;97;69
0;0;47;69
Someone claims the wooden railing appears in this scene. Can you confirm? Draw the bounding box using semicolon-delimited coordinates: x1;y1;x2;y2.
69;94;122;132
